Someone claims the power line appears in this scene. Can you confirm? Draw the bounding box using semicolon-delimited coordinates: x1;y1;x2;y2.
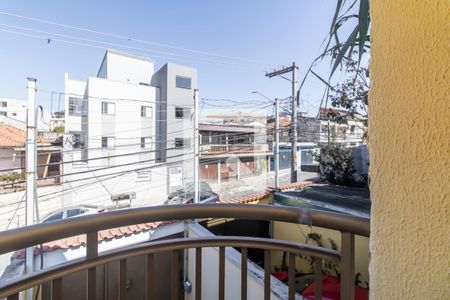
0;23;266;69
0;151;192;189
0;27;264;71
0;11;270;65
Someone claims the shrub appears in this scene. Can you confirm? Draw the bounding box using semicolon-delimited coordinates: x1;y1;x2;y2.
0;172;24;181
52;126;65;133
317;143;357;186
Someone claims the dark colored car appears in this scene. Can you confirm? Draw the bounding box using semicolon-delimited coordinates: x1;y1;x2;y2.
167;182;214;201
165;182;220;205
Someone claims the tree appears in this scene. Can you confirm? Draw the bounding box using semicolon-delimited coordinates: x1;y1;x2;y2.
317;143;359;186
298;0;371;106
328;57;369;139
52;126;65;133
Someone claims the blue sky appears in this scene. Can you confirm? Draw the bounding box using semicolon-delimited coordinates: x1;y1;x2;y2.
0;1;344;117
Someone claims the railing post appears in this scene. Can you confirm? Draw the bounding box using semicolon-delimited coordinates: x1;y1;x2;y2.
218;247;225;300
146;254;154;300
6;294;18;300
86;231;98;300
264;249;271;300
288;253;295;300
171;250;179;300
314;258;323;300
341;232;355;300
195;248;202;300
51;277;62;300
119;259;127;300
241;248;248;300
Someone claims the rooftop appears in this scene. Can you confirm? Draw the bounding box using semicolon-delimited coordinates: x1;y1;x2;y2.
0;124;48;148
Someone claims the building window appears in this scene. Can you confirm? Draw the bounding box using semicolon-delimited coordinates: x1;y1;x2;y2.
175;107;185;119
0;111;6;116
12;113;17;116
141;137;152;149
48;153;61;173
68;98;86;116
141;106;153;118
175;107;190;119
102;102;115;115
175;76;192;89
101;136;115;148
1;101;7;108
175;138;190;149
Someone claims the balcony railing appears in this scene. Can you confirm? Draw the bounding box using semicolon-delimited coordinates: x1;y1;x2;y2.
0;204;369;300
200;144;271;155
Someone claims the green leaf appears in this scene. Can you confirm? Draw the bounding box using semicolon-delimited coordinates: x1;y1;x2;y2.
311;70;334;90
330;0;344;36
358;0;370;62
330;24;359;78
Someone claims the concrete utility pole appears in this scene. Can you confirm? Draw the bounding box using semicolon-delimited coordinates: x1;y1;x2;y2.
266;62;299;183
193;89;200;204
25;77;38;300
274;98;280;191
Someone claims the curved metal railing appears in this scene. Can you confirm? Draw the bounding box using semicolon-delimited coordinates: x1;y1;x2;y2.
0;204;370;300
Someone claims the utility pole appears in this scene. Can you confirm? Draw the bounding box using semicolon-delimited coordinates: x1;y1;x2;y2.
193;89;200;204
274;98;280;191
25;77;38;300
266;62;298;183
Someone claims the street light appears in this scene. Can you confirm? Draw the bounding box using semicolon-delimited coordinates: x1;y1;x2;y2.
251;91;273;104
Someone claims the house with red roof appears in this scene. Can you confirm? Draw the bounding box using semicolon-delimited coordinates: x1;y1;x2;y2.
0;121;62;188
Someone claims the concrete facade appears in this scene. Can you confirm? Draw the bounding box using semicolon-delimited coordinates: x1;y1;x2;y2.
63;49;198;207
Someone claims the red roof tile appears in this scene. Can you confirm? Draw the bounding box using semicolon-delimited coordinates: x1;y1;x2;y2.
0;124;48;147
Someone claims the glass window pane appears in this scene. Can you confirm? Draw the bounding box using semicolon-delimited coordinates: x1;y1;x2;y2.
67;209;82;218
44;212;63;223
175;76;192;89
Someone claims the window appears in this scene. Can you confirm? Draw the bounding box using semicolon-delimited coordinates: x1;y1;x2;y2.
48;153;61;172
43;212;63;223
175;138;190;149
176;76;192;89
0;111;6;116
175;107;190;119
12;113;17;116
1;101;7;108
68;98;86;116
141;137;152;149
141;106;153;118
175;107;185;119
102;102;115;115
101;136;115;148
66;209;83;218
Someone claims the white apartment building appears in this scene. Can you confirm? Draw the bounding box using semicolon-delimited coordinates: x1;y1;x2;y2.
63;49;197;208
0;98;51;132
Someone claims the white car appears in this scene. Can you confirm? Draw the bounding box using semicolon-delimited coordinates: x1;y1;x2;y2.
41;206;101;223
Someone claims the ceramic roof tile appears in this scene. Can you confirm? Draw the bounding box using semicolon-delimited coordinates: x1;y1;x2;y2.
0;124;48;147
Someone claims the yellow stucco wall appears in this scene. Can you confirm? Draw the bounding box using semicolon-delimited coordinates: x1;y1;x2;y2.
369;0;450;298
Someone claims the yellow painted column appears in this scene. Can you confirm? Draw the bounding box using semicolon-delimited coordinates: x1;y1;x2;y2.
369;0;449;298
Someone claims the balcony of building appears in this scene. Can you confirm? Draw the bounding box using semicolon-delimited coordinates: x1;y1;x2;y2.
0;203;369;300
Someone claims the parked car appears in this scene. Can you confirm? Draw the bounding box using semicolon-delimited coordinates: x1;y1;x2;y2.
41;206;102;223
164;191;220;205
167;182;214;201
